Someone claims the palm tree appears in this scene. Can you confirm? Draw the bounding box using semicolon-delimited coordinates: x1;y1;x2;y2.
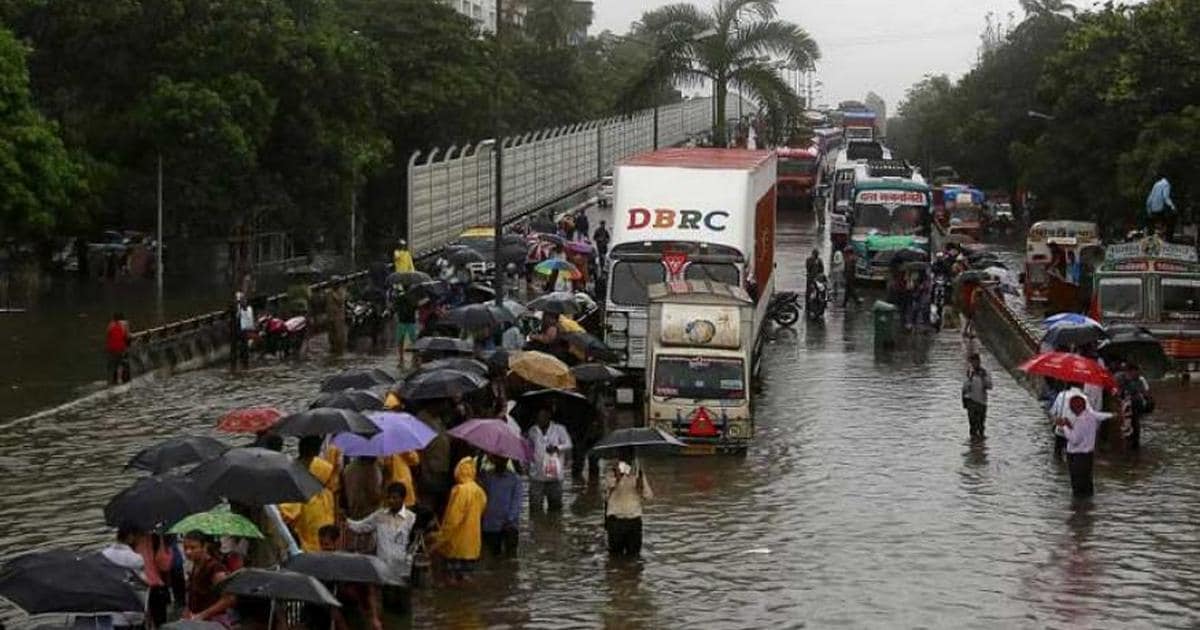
636;0;819;145
522;0;594;49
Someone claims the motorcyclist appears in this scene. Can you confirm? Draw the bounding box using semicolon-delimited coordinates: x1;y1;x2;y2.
805;249;824;294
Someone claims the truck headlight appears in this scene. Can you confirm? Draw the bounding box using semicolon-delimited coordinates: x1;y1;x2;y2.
609;316;628;332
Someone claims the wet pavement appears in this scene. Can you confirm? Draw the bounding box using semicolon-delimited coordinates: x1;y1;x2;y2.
3;211;1200;628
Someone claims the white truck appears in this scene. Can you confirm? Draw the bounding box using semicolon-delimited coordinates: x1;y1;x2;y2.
603;148;778;406
645;280;756;454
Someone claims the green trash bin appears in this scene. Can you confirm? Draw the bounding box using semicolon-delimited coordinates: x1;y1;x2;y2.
873;300;899;349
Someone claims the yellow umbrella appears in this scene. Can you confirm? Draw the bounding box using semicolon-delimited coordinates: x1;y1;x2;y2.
509;351;576;390
558;315;584;333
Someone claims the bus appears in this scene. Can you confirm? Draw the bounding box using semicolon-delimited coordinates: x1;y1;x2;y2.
849;160;932;283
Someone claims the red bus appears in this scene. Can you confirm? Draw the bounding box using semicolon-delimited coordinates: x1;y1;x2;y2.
777;144;820;210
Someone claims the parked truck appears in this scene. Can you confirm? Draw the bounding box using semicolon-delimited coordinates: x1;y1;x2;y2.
603;148;777;406
645;280;756;454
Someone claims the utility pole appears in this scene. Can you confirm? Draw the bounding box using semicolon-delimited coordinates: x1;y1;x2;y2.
156;152;164;294
492;0;505;306
349;171;357;269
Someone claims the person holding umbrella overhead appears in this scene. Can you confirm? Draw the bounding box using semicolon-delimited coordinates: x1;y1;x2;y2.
279;436;337;553
1055;393;1112;498
603;447;653;558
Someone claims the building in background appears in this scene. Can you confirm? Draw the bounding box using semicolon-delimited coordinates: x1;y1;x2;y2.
864;92;887;139
445;0;528;32
568;1;593;46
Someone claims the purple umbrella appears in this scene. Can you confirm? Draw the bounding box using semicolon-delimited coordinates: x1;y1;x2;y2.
331;412;437;457
447;419;534;463
564;240;595;255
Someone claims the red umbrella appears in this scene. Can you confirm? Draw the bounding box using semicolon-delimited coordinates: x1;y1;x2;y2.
217;407;284;434
1018;352;1116;388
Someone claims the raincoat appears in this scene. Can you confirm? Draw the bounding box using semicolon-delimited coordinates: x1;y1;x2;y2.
435;457;487;560
279;457;336;552
384;451;420;507
394;247;415;273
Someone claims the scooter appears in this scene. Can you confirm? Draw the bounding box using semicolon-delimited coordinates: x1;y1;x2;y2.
806;275;828;320
768;291;802;327
257;314;308;358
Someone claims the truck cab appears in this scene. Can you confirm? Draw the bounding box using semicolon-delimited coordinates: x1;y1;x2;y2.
645;280;755;454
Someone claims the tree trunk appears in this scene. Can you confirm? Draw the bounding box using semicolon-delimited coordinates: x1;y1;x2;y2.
714;79;728;147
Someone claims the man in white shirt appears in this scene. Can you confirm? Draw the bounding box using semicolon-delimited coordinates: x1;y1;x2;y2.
234;292;255;370
526;406;572;513
346;483;416;592
1048;385;1086;458
99;526;148;627
1056;394;1112;498
603;449;653;557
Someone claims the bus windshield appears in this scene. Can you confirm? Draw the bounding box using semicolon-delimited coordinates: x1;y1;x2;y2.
1162;278;1200;320
854;204;929;236
653;356;746;400
1099;277;1143;319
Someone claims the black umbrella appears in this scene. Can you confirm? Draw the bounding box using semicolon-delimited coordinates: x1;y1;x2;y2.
511;388;593;427
1099;326;1169;377
444;247;487;265
498;243;529;265
414;357;489;376
284;552;396;585
188;448;323;505
527;292;580;315
590;427;686;453
571;363;625;384
320;369;395;393
386;271;431;288
889;248;928;265
104;474;218;530
0;550;144;614
409;280;449;300
466;283;497;302
126;435;229;474
561;331;618;362
1042;323;1107;350
309;390;385;412
401;369;488;401
445;303;515;330
413;336;473;354
274;407;380;437
220;568;341;606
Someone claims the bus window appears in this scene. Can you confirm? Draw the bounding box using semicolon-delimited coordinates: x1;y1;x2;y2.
1098;277;1143;319
1162;278;1200;320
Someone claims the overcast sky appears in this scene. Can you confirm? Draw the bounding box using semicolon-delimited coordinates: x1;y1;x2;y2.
592;0;1037;113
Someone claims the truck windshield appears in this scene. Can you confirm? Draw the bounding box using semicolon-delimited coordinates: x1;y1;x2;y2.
653;356;746;400
609;262;740;306
1162;278;1200;320
1099;277;1143;319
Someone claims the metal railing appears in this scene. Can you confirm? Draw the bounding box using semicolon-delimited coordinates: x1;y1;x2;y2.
405;95;754;257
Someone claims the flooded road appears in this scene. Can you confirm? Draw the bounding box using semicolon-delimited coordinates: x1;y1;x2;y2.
3;211;1200;628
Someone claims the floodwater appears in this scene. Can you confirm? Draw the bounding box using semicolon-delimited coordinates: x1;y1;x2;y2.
3;211;1200;628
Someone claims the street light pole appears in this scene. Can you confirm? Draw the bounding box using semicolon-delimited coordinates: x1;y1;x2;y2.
156;152;163;294
492;0;505;306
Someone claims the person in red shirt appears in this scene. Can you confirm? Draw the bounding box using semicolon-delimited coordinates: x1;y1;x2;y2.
105;312;131;384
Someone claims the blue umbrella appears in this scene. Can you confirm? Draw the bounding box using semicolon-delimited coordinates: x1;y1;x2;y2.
331;412;437;457
1043;313;1102;329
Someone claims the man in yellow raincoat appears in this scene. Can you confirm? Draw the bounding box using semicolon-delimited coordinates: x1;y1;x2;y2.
393;239;414;273
280;436;336;552
432;457;486;584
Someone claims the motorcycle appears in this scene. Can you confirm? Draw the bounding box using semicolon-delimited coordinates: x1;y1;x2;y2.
257;314;308;358
806;276;828;320
768;291;802;327
346;298;387;352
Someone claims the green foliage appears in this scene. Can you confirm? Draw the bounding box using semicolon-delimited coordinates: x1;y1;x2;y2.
893;0;1200;234
1;0;661;259
0;26;83;240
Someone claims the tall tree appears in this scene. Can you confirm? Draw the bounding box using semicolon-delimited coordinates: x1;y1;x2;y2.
0;26;83;240
637;0;819;145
